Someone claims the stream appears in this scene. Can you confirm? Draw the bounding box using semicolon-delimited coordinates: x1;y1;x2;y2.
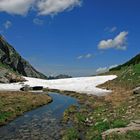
0;92;78;140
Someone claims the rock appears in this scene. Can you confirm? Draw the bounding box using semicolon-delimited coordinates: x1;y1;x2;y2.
5;72;25;83
0;76;9;83
0;69;25;83
32;86;43;91
102;120;140;140
20;86;43;91
20;85;32;91
0;35;47;79
133;87;140;94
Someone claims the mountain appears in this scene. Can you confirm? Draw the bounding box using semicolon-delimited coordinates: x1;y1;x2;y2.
110;53;140;71
48;74;72;80
0;35;47;81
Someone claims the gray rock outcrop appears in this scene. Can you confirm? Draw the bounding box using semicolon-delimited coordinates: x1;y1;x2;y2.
133;87;140;94
0;35;47;79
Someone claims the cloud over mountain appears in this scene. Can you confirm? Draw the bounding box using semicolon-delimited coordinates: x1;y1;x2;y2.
96;64;118;73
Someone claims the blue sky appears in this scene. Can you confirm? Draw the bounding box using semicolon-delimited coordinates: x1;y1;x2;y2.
0;0;140;76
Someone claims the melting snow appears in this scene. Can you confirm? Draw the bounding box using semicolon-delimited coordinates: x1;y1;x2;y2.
0;75;117;96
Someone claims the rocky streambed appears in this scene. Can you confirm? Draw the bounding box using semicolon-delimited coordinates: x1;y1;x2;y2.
0;92;78;140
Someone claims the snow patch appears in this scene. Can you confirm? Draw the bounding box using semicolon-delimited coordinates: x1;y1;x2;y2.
0;75;117;96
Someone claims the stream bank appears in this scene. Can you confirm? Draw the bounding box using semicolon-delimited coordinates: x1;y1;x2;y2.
0;92;78;140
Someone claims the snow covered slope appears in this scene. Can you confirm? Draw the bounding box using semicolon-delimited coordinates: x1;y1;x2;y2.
0;75;117;96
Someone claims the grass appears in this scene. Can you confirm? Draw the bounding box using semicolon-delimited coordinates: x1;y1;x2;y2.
50;86;140;140
0;91;52;125
86;121;110;140
111;119;129;128
62;127;79;140
101;64;140;90
106;131;140;140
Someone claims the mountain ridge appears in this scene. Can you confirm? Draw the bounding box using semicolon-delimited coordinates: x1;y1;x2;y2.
110;53;140;71
0;35;47;80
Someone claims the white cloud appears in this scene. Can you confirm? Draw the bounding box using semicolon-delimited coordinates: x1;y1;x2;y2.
98;31;129;50
96;67;108;73
85;53;92;58
0;0;81;16
109;64;118;69
33;18;44;25
96;64;118;74
0;0;34;15
110;26;117;33
37;0;81;15
3;20;12;29
77;55;83;59
77;53;93;59
105;26;117;33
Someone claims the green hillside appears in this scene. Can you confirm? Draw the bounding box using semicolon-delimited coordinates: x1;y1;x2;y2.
110;53;140;71
106;53;140;89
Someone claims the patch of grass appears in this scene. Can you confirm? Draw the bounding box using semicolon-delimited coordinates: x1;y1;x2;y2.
111;119;128;128
106;130;140;140
62;127;79;140
94;121;110;132
86;121;110;140
103;64;140;89
0;91;52;125
0;112;14;123
75;113;86;123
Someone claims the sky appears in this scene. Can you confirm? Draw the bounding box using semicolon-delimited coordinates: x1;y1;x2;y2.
0;0;140;77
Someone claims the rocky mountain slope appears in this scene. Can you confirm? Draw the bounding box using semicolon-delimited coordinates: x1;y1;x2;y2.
48;74;72;80
0;35;47;82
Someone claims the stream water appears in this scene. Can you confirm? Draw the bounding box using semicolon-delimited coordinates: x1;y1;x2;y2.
0;92;78;140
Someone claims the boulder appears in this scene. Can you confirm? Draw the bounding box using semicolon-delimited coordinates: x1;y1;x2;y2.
32;86;43;91
20;86;43;91
20;85;32;91
0;76;9;83
5;72;25;83
133;87;140;94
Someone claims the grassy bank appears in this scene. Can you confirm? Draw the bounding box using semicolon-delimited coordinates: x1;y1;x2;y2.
0;91;52;125
44;86;140;140
100;63;140;90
